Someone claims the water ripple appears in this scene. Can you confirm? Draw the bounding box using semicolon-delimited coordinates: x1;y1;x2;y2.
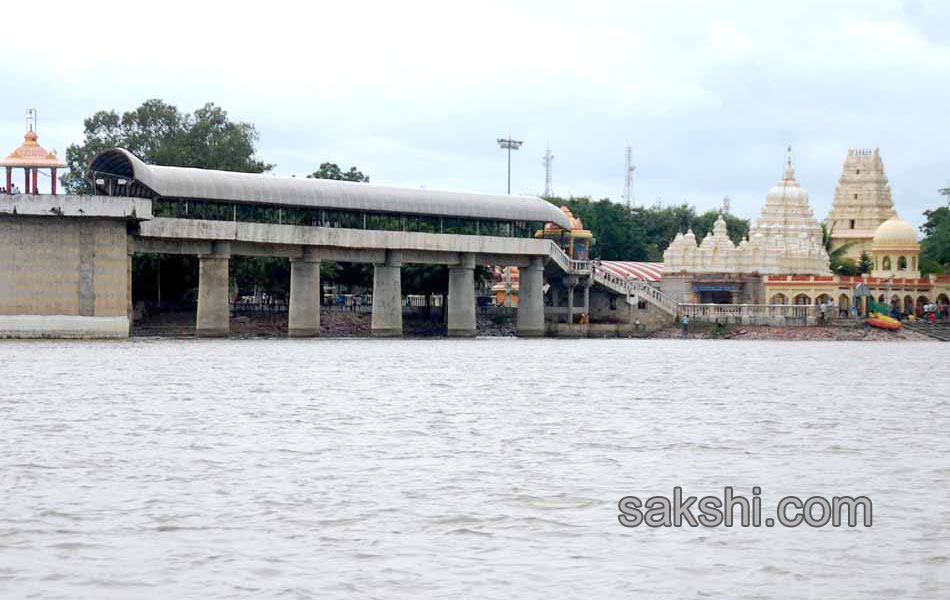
0;338;947;599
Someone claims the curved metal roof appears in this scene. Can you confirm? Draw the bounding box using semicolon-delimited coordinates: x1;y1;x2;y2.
87;148;571;228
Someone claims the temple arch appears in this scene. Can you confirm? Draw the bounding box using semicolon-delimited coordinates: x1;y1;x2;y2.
793;293;811;305
882;256;892;270
838;294;850;310
898;256;907;271
770;293;787;305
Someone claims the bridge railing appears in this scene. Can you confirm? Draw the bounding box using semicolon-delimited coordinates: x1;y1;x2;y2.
627;278;679;315
591;266;628;293
590;265;678;316
570;259;591;273
547;242;572;273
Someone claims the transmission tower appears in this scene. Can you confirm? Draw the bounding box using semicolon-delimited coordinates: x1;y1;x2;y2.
623;146;636;207
542;143;554;197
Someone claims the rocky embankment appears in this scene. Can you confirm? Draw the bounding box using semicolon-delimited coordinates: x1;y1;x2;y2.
133;310;517;338
133;311;371;338
649;323;933;341
135;312;931;341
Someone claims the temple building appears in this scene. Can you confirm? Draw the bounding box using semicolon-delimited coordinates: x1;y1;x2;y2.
662;148;829;304
535;206;592;260
825;148;897;261
658;146;949;318
492;206;593;307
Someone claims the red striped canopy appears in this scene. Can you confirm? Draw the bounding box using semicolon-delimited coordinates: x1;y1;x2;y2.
598;261;664;282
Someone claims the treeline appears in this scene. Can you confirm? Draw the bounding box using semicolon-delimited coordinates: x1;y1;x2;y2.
543;196;750;261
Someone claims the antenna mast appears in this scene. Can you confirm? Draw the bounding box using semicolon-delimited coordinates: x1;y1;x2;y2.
25;108;36;133
542;143;554;197
623;146;636;208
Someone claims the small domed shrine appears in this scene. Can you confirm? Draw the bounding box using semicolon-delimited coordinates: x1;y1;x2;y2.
0;111;66;194
870;215;920;278
534;205;593;260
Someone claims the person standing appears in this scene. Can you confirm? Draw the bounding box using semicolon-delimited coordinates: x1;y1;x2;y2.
681;314;689;338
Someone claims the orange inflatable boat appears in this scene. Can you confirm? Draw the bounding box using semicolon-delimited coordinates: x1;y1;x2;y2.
867;313;901;331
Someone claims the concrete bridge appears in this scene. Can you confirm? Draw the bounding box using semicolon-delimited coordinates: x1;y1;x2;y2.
2;148;617;338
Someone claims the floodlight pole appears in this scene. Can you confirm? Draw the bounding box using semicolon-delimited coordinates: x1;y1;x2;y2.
497;136;523;194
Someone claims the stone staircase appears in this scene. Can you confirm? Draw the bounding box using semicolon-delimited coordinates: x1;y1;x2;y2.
903;320;950;341
590;265;678;316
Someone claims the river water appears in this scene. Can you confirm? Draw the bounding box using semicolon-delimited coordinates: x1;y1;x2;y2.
1;338;948;599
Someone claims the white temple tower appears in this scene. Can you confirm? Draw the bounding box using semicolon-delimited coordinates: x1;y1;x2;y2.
825;148;897;261
663;147;829;276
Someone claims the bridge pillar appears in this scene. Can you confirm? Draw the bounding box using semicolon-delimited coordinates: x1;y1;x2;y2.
372;250;402;337
567;283;575;324
517;256;545;337
583;279;591;316
196;242;231;338
288;250;321;338
447;253;476;337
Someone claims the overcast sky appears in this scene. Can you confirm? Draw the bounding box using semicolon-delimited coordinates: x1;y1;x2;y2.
2;0;949;227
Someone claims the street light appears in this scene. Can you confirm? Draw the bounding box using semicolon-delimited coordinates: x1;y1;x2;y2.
497;136;523;194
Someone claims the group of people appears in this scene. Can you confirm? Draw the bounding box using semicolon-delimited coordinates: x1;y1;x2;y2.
884;301;947;323
0;184;20;194
920;303;947;323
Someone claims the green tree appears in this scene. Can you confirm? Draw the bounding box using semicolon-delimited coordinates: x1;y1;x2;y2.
858;251;873;274
64;99;275;304
307;163;369;182
920;206;950;275
63;99;272;194
180;103;273;173
543;196;649;260
821;223;857;275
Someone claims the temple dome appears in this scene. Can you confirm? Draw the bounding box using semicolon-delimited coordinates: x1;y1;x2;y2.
662;146;829;276
872;215;918;248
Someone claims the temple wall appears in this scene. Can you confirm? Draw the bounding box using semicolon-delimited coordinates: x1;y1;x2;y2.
659;274;696;304
661;273;764;305
0;216;130;338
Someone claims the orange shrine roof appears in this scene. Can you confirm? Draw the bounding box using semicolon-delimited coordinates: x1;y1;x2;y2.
0;130;66;168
